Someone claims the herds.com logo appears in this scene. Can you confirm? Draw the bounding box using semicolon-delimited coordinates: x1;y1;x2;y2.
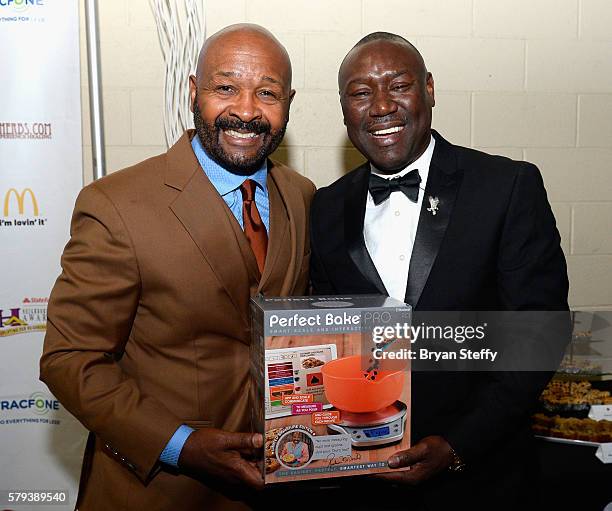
0;297;48;337
1;188;47;228
0;121;52;140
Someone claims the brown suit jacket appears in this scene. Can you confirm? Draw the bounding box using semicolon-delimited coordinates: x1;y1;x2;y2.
40;131;315;511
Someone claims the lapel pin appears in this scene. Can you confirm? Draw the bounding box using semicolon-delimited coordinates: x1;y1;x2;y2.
427;196;439;216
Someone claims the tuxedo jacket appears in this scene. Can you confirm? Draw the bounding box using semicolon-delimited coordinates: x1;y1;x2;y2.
310;131;569;502
40;131;315;511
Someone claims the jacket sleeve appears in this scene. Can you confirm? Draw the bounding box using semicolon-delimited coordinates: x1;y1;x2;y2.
443;163;571;463
40;184;183;482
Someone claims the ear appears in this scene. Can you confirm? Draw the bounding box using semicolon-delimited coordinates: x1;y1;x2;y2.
339;93;347;126
189;75;197;113
426;72;435;108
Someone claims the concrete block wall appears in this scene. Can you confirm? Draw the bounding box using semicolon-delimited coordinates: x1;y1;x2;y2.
79;0;612;309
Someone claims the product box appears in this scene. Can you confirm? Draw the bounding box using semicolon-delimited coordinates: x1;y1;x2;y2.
250;295;412;484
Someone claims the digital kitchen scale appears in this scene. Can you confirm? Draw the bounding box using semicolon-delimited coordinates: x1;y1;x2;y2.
327;401;407;447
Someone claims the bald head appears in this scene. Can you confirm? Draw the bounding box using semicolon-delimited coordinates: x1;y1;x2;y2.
196;23;292;87
339;32;426;90
336;33;435;173
188;23;295;175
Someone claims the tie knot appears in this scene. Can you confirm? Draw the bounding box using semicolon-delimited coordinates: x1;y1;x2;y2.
240;179;257;201
388;179;402;192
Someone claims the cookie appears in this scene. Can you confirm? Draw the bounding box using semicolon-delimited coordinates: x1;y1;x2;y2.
302;357;324;369
265;456;280;473
265;440;274;458
266;427;282;441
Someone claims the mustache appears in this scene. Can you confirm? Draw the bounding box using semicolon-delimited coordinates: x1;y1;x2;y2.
215;117;271;135
364;115;408;131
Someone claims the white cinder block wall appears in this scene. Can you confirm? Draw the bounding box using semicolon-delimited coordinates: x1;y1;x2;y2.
79;0;612;309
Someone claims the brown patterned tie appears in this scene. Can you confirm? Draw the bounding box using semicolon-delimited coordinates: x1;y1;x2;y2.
240;179;268;273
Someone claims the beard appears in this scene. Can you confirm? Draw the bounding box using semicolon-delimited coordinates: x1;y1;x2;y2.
193;100;287;176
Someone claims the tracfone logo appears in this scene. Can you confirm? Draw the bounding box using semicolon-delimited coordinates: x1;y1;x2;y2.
0;391;62;427
0;392;59;415
1;188;47;228
0;0;44;12
0;122;52;140
0;297;48;337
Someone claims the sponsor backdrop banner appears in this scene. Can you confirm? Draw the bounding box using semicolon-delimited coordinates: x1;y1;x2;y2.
0;1;86;509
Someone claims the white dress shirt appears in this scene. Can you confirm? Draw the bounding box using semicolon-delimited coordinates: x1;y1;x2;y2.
364;135;435;302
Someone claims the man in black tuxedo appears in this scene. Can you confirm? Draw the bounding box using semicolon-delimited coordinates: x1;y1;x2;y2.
310;32;569;509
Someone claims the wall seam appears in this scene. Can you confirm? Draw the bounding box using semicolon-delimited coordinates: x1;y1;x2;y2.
570;205;576;255
577;0;582;39
575;94;581;147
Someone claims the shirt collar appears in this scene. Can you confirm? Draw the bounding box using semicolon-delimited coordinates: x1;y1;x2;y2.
191;133;268;197
370;134;435;186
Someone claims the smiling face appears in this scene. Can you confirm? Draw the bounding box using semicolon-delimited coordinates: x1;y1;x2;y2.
339;39;435;174
190;26;295;175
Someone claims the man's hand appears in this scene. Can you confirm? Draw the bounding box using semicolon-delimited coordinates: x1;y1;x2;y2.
378;435;454;485
178;427;264;492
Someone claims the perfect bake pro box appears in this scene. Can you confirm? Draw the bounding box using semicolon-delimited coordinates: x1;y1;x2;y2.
250;295;411;484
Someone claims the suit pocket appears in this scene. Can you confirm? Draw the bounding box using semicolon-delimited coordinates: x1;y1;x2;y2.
184;419;213;429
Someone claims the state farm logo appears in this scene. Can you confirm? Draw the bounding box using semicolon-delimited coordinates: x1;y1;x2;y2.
0;297;48;337
1;188;47;228
0;122;52;140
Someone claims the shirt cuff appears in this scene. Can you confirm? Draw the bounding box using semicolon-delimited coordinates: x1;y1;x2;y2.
159;424;195;468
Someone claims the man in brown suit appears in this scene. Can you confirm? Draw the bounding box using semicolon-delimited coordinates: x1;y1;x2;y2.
40;24;315;510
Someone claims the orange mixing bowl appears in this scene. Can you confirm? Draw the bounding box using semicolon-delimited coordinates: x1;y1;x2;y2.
321;355;405;413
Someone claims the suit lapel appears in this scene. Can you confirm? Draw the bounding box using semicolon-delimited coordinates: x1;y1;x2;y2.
259;160;303;295
165;131;252;326
405;131;462;307
258;162;295;293
344;163;387;295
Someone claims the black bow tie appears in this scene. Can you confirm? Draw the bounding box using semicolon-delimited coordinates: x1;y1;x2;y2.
368;169;421;205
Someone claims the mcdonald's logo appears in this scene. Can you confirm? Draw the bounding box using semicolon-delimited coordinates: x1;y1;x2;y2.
3;188;39;217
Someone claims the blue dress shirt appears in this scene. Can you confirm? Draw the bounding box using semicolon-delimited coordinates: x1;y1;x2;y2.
159;134;270;467
159;424;195;466
191;134;270;231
